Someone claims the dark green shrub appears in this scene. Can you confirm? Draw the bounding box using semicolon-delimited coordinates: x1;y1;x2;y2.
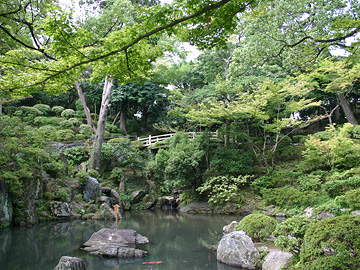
63;146;89;165
105;123;120;133
324;175;360;197
210;147;253;175
61;109;76;119
54;188;69;202
274;216;313;255
235;213;277;242
76;171;88;187
300;215;360;269
110;167;124;184
262;187;319;208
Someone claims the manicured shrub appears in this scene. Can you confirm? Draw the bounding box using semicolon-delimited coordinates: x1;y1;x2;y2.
300;215;360;269
34;116;50;127
51;106;64;116
235;213;277;242
33;104;51;115
56;129;75;141
68;118;82;127
19;106;43;118
59;120;74;130
79;124;94;138
61;109;76;119
63;146;89;165
38;125;57;140
274;216;313;255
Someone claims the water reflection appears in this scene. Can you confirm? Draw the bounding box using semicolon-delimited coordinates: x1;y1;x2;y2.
0;210;242;270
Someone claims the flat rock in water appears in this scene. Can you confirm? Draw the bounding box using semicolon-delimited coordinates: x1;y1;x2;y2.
83;228;149;258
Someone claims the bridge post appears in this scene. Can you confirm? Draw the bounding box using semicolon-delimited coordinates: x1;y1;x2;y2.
148;134;151;146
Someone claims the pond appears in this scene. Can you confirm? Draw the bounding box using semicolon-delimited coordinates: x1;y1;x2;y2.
0;210;243;270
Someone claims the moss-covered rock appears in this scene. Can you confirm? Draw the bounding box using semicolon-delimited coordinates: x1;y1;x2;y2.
235;213;277;242
300;215;360;269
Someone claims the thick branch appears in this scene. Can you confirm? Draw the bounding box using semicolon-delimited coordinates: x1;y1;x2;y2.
3;0;232;92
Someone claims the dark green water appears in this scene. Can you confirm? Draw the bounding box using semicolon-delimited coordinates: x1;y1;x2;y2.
0;210;242;270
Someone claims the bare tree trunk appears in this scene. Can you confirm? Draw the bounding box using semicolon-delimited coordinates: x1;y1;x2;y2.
75;81;96;132
338;92;358;125
88;76;115;171
119;106;128;135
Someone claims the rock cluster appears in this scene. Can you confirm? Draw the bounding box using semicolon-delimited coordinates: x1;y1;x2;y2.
83;228;149;258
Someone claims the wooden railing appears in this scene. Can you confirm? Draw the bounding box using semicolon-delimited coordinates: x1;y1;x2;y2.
135;131;219;146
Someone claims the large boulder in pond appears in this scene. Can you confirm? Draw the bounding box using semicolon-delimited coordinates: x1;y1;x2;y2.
54;256;86;270
0;181;13;228
83;228;149;258
84;176;99;203
217;231;260;269
262;251;293;270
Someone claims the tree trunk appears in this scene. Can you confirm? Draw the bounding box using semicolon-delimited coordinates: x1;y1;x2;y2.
338;92;358;125
225;120;230;148
75;81;96;132
88;76;115;171
119;106;128;135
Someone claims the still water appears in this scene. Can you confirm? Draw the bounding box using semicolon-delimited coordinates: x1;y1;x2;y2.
0;210;243;270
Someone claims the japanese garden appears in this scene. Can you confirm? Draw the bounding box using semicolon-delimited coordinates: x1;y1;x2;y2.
1;0;360;269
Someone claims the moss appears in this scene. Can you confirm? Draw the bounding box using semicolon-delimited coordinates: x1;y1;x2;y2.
300;215;360;269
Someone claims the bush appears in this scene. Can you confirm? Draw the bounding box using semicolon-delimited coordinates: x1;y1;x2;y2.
33;104;51;115
335;188;360;210
210;147;254;175
63;146;89;165
110;167;124;184
34;116;50;126
262;187;320;208
38;125;57;140
59;120;75;130
235;213;277;242
197;175;250;208
68;118;82;127
297;172;323;191
105;123;120;133
19;106;43;118
324;175;360;197
300;215;360;269
51;106;64;116
274;216;313;255
56;129;75;141
79;124;94;138
76;171;88;187
61;109;76;119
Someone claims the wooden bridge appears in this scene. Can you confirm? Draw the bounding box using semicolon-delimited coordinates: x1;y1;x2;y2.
134;131;220;146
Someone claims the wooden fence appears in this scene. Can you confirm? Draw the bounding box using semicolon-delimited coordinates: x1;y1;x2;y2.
135;131;219;146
